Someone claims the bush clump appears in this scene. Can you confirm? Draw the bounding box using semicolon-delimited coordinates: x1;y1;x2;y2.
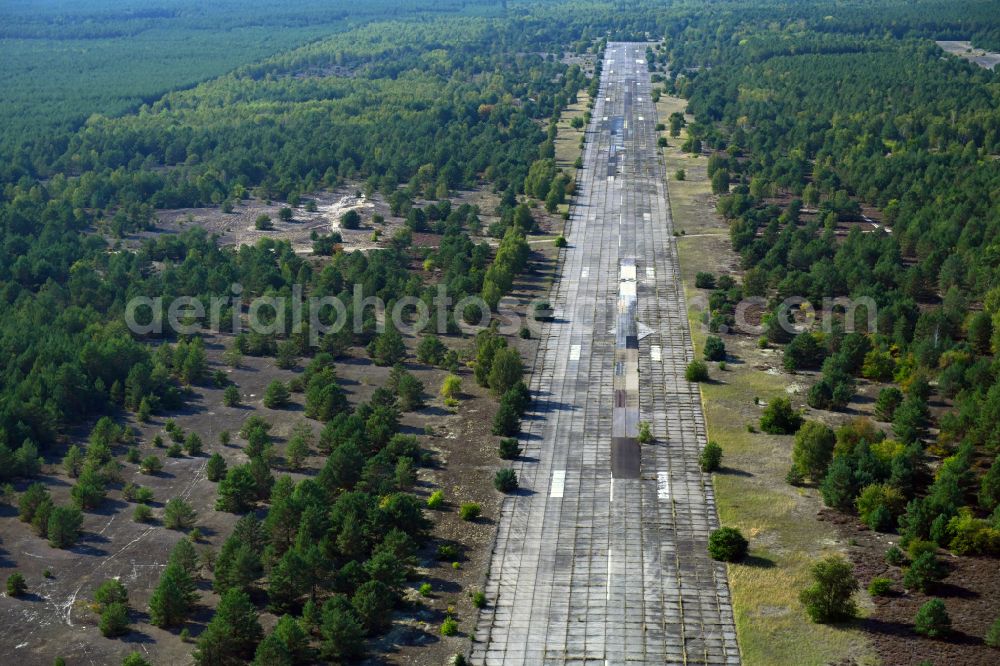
493;468;518;493
913;598;951;638
685;360;709;383
699;441;723;472
799;555;858;623
707;527;748;562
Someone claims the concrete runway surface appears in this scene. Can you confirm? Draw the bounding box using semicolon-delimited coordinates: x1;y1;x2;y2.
471;43;740;665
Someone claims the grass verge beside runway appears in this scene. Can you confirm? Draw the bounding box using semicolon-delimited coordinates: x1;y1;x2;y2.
658;93;878;666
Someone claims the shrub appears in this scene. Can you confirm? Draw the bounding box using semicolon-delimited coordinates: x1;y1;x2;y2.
494;468;518;493
133;504;153;523
263;381;290;409
867;577;892;596
163;499;197;531
685;360;709;382
427;490;444;510
674;169;686;181
223;385;240;407
419;583;432;597
759;397;803;435
699;441;722;472
799;555;858;623
492;403;520;436
856;483;906;532
695;273;715;289
254;214;272;230
166;443;183;458
913;599;951;638
95;578;128;608
470;590;487;608
904;552;946;592
99;602;131;637
707;527;748;562
554;235;567;248
637;421;653;444
907;539;937;561
7;573;27;597
498;438;521;460
440;374;462;400
436;544;460;561
440;617;458;636
986;616;1000;648
885;546;907;566
703;336;726;361
340;209;361;229
183;433;203;456
139;456;163;474
459;503;481;521
125;446;140;464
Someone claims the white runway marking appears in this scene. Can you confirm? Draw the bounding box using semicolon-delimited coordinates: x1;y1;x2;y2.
658;472;671;500
646;266;655;280
570;344;581;361
651;345;661;362
550;470;565;498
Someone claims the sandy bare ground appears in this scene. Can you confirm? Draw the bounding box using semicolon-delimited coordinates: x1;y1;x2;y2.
937;40;1000;70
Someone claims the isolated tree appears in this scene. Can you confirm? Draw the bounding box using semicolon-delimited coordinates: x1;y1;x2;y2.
799;555;858;623
47;506;83;548
699;441;723;472
903;552;946;593
340;209;361;230
94;579;129;608
206;453;228;482
184;432;203;456
703;336;726;362
6;573;27;597
685;360;709;382
440;374;462;400
264;381;291;409
791;421;835;482
149;562;197;627
494;468;518;492
914;599;951;638
140;455;163;474
224;385;241;407
99;602;131;637
164;498;197;531
759;397;803;434
707;527;748;562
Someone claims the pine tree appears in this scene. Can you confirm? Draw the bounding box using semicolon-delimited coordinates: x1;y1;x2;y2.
149;562;196;627
193;589;262;665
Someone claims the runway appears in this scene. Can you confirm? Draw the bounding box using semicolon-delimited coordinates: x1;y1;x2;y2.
471;43;740;665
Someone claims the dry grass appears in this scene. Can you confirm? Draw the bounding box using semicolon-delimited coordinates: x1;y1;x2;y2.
554;91;589;172
662;92;878;666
